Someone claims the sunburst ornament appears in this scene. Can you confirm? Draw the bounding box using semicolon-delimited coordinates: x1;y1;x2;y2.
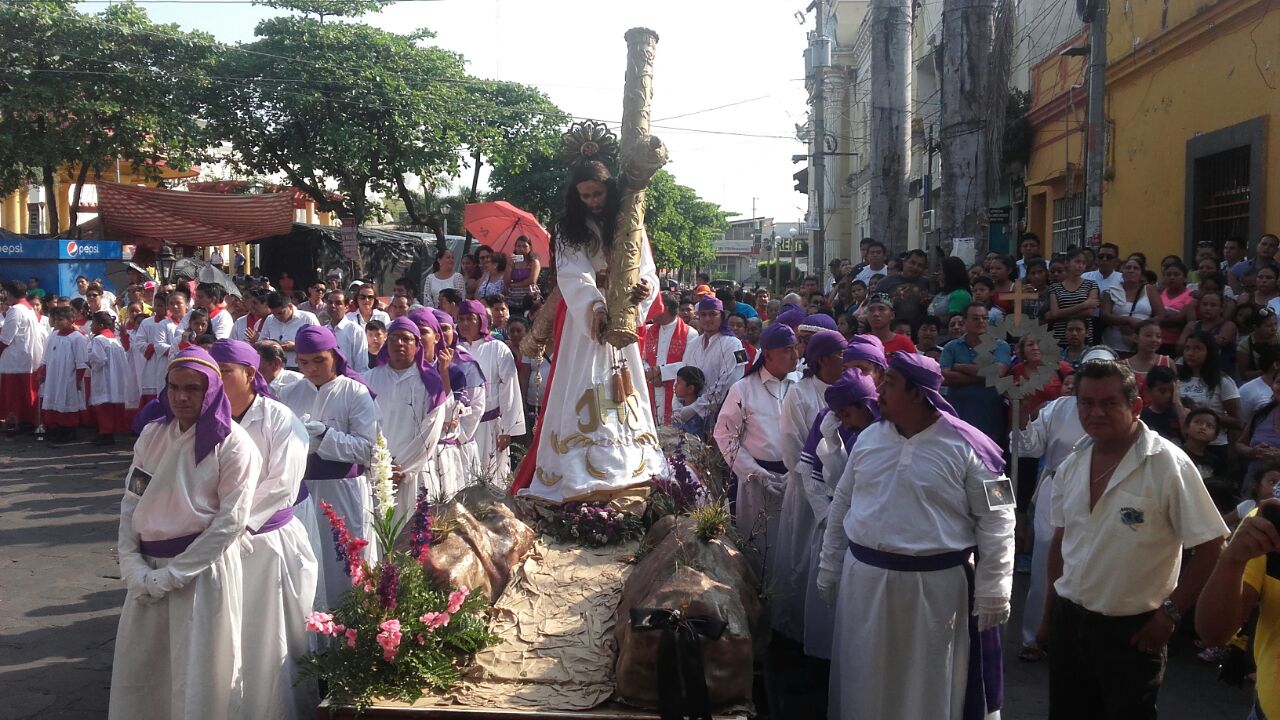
559;121;618;167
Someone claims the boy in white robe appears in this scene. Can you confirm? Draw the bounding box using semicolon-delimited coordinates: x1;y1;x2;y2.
86;312;140;445
109;346;261;720
38;307;88;443
457;300;525;481
422;309;486;499
211;339;320;720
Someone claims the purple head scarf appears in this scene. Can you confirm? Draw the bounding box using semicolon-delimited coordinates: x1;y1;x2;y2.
294;325;374;393
802;330;847;378
209;339;276;401
775;304;806;331
746;322;797;377
825;368;881;421
888;351;1005;474
433;309;486;389
696;296;734;336
376;318;447;411
139;347;233;466
798;313;838;334
405;308;470;394
457;299;491;340
843;333;887;369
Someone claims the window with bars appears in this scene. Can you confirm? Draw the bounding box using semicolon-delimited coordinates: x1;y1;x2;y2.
1052;194;1083;251
1193;145;1251;248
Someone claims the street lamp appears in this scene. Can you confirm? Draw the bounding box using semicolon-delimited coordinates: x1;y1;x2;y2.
155;245;176;285
440;203;452;239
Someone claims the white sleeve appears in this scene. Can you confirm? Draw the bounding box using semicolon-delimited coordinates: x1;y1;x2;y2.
963;451;1017;600
818;440;858;575
117;487;150;589
780;387;810;471
636;231;660;320
458;384;486;442
682;336;745;419
1014;399;1054;457
393;401;446;475
86;337;106;370
316;386;380;464
496;345;525;436
555;244;606;341
712;381;769;481
0;308;16;346
247;410;310;529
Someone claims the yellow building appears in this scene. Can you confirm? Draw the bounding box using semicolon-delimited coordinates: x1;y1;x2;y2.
1026;0;1277;259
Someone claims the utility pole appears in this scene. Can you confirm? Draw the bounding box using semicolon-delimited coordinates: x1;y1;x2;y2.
868;0;912;255
1083;0;1108;244
810;0;829;283
939;0;996;255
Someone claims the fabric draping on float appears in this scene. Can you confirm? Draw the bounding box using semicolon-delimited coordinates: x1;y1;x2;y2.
96;182;295;247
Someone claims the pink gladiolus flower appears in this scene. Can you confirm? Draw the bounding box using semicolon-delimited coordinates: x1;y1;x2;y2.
446;586;470;614
345;628;358;648
305;611;337;635
420;611;451;631
380;619;401;633
376;619;402;662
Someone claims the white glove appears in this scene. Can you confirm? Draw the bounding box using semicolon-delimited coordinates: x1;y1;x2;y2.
142;568;176;599
974;596;1011;632
764;473;786;500
123;568;149;597
816;567;841;607
303;420;326;438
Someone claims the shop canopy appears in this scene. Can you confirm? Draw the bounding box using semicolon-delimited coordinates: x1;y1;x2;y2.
96;181;295;248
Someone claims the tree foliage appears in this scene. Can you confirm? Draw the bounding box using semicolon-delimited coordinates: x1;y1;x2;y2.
486;141;566;226
254;0;395;21
643;170;726;273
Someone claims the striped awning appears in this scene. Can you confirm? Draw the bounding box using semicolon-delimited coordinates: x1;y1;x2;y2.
96;182;296;247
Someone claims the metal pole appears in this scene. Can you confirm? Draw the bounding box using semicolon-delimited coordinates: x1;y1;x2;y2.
812;0;828;282
1084;0;1108;243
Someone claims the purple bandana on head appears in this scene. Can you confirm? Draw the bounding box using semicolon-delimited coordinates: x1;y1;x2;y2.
404;308;468;394
798;313;838;334
457;299;491;340
746;322;797;377
209;339;276;401
433;309;486;389
294;325;374;393
803;330;848;378
843;333;887;369
696;296;733;336
378;318;447;411
775;305;806;331
142;347;233;466
825;368;880;421
888;351;1005;474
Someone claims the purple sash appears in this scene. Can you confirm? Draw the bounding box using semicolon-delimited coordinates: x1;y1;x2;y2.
480;407;500;422
754;457;787;474
848;542;1002;720
303;454;363;480
294;482;310;506
139;532;200;558
439;437;460;447
250;506;294;535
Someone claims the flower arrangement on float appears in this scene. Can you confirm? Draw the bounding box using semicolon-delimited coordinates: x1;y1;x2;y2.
300;434;498;710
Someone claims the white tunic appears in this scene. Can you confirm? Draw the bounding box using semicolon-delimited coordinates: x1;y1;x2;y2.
209;308;233;339
770;374;829;642
270;369;304;397
109;420;261;720
278;375;380;608
366;364;446;523
674;332;745;423
237;395;320;720
0;302;43;374
818;418;1015;720
87;333;139;406
713;368;793;565
645;320;698;424
40;331;88;413
329;317;370;374
519;230;664;503
231;313;268;343
803;412;850;659
263;309;319;367
462;337;526;481
434;385;486;500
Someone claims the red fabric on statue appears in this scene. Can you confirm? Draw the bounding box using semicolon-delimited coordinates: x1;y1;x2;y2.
511;298;568;495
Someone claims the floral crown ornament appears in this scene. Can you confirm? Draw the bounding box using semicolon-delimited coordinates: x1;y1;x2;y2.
559;120;619;167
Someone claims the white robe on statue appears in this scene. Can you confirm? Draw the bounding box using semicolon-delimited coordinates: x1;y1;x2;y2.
109;420;261;720
366;364;446;522
520;227;663;502
237;394;320;720
434;385;485;500
463;337;525;481
818;419;1015;720
40;331;88;413
770;374;829;642
278;375;380;609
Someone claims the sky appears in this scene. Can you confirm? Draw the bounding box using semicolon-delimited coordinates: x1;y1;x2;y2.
88;0;814;224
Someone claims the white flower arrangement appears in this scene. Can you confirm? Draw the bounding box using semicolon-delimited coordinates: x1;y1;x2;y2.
368;433;401;554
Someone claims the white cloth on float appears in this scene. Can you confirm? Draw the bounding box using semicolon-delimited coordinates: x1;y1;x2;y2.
366;364;446;523
237;394;320;720
278;374;380;608
108;420;260;720
40;331;88;413
463;337;525;481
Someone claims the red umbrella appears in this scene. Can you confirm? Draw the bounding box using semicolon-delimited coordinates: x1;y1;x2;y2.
462;201;551;259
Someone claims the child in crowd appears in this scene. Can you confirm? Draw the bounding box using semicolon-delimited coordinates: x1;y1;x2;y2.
485;295;510;341
183;307;210;350
916;316;944;361
39;307;88;443
673;366;707;437
365;318;387;369
971;277;1005;325
1224;462;1280;528
1140;366;1185;442
85;312;137;445
1182;407;1233;511
891;320;913;340
1061;317;1089;368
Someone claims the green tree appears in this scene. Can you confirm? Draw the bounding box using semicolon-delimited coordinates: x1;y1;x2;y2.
254;0;395;21
486;141;567;225
643;170;726;274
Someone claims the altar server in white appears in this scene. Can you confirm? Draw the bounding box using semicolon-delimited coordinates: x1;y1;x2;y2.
86;312;140;445
817;351;1015;720
429;308;487;499
38;307;88;443
109;346;261;720
278;325;380;608
457;300;525;480
713;322;798;566
210;339;319;719
0;279;45;430
365;318;449;525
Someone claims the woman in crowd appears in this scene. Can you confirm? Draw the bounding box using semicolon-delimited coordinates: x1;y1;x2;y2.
461;252;481;299
1248;266;1280;313
1048;255;1067;285
1101;257;1162;355
1125;319;1174;389
423;248;467;308
1238;306;1279;382
1158;259;1195;356
477;251;506;300
346;284;391;330
930;256;972;320
1178;290;1238;377
987;254;1019;316
1044;248;1099;347
1177;330;1243;456
502;236;542;312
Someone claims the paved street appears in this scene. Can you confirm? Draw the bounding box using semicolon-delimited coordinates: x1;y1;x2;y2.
0;431;1260;719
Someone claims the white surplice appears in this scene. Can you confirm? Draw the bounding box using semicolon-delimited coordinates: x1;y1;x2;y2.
674;332;745;424
366;364;446;523
109;420;261;720
86;333;139;407
818;419;1014;720
134;317;174;396
519;229;663;503
434;384;485;500
713;368;793;566
462;337;525;481
770;374;829;642
237;394;320;720
278;375;380;608
40;331;88;413
0;302;44;374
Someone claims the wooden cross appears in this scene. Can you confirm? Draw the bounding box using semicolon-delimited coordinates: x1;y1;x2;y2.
1008;279;1033;326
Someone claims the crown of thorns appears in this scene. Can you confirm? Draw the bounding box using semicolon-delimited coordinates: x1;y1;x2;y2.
559;121;618;167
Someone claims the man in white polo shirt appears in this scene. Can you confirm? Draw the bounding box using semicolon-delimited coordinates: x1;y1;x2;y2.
262;291;318;369
1043;359;1227;719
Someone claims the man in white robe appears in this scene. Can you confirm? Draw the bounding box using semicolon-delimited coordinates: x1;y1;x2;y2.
674;296;745;427
816;352;1014;720
109;346;261;720
458;300;525;481
713;322;798;568
430;309;487;498
210;339;319;720
324;289;371;373
278;325;380;608
263;291;318;369
365;318;448;525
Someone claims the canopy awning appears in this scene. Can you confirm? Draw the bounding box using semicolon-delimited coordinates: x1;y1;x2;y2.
96;182;296;248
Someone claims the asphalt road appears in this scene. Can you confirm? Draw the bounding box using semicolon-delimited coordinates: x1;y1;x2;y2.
0;431;1259;719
